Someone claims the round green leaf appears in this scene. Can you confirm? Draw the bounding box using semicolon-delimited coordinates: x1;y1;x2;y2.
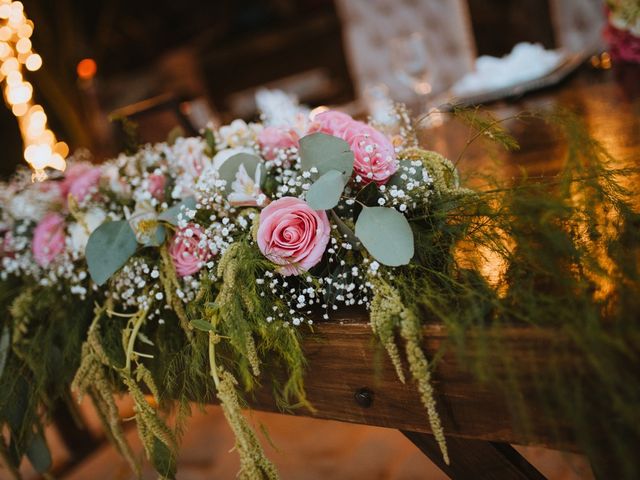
158;197;197;226
355;206;414;266
306;169;347;210
217;153;262;193
86;220;138;286
299;132;354;177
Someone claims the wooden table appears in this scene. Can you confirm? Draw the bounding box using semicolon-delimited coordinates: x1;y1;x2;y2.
235;64;640;480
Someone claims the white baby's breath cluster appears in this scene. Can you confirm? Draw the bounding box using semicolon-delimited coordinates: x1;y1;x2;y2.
0;99;455;329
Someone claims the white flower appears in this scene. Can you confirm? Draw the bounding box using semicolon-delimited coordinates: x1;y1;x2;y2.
102;163;131;199
171;137;211;178
217;119;262;149
228;164;267;207
9;182;62;222
125;202;158;244
69;207;107;255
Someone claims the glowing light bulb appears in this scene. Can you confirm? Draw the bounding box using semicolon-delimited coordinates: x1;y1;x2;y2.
2;0;67;178
7;80;31;104
15;36;29;53
11;101;26;116
0;26;11;41
77;58;97;80
1;56;18;74
6;69;21;85
25;52;40;71
16;22;31;38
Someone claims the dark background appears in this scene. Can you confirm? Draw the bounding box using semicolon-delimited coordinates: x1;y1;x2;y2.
1;0;557;178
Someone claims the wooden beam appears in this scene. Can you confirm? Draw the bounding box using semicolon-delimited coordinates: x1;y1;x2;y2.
402;430;547;480
243;310;577;451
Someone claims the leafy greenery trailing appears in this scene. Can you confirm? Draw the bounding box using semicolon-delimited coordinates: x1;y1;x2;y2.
0;105;638;480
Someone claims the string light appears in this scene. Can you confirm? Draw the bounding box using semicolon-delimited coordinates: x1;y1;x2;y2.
0;0;67;181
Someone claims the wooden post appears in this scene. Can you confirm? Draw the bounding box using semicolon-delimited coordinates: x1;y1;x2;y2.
402;430;547;480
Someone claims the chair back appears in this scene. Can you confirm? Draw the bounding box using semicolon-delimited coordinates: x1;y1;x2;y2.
335;0;476;103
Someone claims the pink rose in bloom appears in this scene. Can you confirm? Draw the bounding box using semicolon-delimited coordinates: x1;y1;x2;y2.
62;163;102;202
147;174;167;200
307;110;354;137
306;110;398;185
169;224;213;277
257;196;330;276
32;213;66;267
258;127;300;161
342;121;398;185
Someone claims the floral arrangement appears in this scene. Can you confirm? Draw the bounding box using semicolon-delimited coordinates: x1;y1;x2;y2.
1;101;639;479
605;0;640;63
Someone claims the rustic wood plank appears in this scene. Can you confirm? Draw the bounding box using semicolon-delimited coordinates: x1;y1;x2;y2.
242;309;578;452
402;430;547;480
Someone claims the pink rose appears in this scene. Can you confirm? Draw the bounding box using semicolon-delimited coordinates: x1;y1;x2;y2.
342;121;398;185
306;110;398;185
62;163;102;202
168;224;213;277
147;174;166;200
604;22;640;64
307;110;354;137
258;127;300;161
32;213;66;267
257;197;330;276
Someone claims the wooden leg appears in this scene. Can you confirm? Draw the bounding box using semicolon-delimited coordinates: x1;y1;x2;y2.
402;430;547;480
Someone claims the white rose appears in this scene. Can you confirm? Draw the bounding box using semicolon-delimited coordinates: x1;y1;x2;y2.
69;207;107;255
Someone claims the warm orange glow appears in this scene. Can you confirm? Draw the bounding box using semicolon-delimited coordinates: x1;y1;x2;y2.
76;57;97;80
1;0;67;180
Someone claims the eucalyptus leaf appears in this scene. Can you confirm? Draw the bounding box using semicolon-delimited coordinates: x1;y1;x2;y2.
217;153;262;193
86;220;138;286
306;170;347;210
299;133;354;177
25;432;51;473
0;326;9;380
191;319;214;332
355;206;414;266
158;197;197;226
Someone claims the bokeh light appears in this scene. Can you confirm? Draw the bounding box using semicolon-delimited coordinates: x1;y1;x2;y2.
76;57;97;80
0;0;67;180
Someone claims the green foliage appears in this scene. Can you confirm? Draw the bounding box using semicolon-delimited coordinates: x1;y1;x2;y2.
355;206;414;266
299;132;354;177
158;197;197;226
379;109;640;478
0;283;95;475
306;169;347;210
86;219;138;285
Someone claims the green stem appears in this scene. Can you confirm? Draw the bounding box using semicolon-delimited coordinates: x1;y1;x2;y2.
208;332;220;389
124;309;146;372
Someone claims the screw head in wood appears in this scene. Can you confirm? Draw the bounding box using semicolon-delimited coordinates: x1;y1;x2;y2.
354;387;374;408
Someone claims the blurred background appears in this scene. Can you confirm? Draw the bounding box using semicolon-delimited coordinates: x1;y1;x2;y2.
1;0;608;179
2;1;628;477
